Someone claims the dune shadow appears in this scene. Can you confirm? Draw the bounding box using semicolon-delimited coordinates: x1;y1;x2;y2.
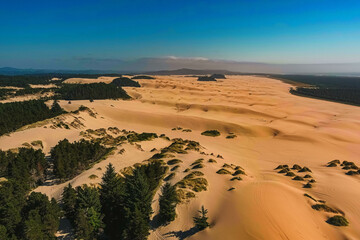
164;226;199;240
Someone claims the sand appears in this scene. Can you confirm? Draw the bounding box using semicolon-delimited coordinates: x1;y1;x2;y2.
1;75;360;240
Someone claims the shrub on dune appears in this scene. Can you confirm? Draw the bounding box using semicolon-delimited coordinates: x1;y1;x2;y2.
216;168;232;175
292;176;304;181
326;215;349;226
285;171;296;177
201;130;220;137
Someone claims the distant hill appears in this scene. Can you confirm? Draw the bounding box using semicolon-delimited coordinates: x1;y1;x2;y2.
143;68;245;75
0;67;125;76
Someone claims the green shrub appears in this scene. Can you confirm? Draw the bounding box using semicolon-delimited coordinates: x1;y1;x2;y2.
171;165;180;171
216;168;232;174
312;204;339;213
164;173;175;181
89;174;98;179
208;159;217;163
167;159;183;165
303;183;312;188
292;164;302;170
226;134;237;139
230;177;242;181
326;215;349;226
299;166;312;173
184;171;204;179
232;170;245;176
292;176;304;181
201;130;220;137
192;163;204;169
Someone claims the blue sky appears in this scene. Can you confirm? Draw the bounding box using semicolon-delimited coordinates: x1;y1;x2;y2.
1;0;360;69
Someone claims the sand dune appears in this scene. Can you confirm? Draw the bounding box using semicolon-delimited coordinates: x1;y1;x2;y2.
1;75;360;239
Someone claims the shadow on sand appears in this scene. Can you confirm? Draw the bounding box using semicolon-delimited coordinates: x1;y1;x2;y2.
163;226;199;240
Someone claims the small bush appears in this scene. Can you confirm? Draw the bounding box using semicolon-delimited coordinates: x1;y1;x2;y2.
184;168;190;172
184;171;204;179
327;162;337;167
228;187;235;191
216;168;232;174
304;174;312;178
192;163;204;169
346;170;359;175
208;159;217;163
89;174;98;179
278;168;290;173
292;164;302;170
299;166;312;173
164;173;176;181
201;130;220;137
292;176;304;181
167;159;183;165
230;177;242;181
309;179;316;183
285;172;296;177
226;134;237;139
329;159;340;165
312;204;339;213
326;215;349;226
232;169;246;176
191;159;204;166
176;177;208;192
303;183;312;188
171;165;180;171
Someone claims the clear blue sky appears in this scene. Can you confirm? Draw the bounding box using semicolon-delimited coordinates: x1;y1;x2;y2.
1;0;360;68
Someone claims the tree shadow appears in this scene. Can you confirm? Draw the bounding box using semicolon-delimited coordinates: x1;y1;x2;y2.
164;226;199;240
150;212;163;229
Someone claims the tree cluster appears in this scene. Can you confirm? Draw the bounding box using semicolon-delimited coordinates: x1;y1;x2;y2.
62;184;104;240
0;147;61;240
56;83;131;100
159;183;178;224
99;162;167;239
51;138;112;180
0;100;64;136
111;77;141;87
0;147;47;189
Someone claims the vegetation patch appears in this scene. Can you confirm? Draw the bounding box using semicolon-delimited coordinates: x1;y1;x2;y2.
167;159;183;165
192;163;204;169
304;193;317;202
216;168;232;175
230;177;242;181
285;171;296;177
164;172;176;181
292;176;304;181
208;158;217;163
176;189;196;202
184;171;204;179
232;169;246;176
312;204;340;214
226;134;237;139
176;177;208;192
171;165;180;171
89;174;98;179
201;130;220;137
111;77;141;87
326;215;349;226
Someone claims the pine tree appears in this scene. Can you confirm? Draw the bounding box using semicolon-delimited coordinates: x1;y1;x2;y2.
99;164;124;239
62;184;77;219
193;206;210;230
159;183;178;223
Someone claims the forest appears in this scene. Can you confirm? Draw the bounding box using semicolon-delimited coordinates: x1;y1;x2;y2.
56;83;131;100
0;148;61;240
51;139;113;180
0;100;65;136
271;74;360;105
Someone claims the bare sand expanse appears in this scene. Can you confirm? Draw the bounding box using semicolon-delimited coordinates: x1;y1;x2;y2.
63;76;118;84
1;75;360;239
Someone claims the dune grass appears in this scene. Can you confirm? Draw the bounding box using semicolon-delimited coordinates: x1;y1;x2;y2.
201;130;220;137
326;215;349;226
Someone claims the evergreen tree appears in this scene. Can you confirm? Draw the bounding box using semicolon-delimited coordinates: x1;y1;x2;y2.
159;183;178;223
193;206;210;230
99;164;124;239
75;209;93;240
62;184;77;219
